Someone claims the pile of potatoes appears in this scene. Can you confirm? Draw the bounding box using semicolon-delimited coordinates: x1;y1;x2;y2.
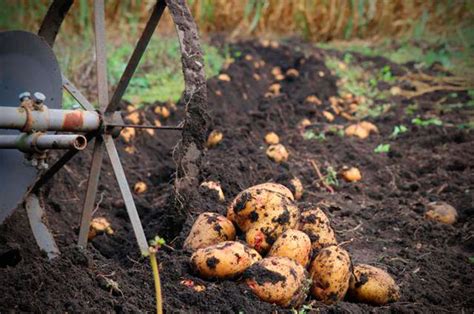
185;183;400;308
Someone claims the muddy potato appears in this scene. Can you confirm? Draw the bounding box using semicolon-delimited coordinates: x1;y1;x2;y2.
266;144;289;163
348;264;400;305
227;183;294;232
190;241;261;279
425;201;457;225
184;212;236;251
244;256;310;308
244;196;300;254
268;230;311;267
299;208;337;252
309;245;351;304
290;177;304;200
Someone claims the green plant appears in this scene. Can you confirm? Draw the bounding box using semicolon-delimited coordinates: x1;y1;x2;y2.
303;130;326;141
374;143;391;153
379;65;395;82
411;117;443;127
404;103;419;116
324;166;339;187
390;125;408;138
149;236;166;314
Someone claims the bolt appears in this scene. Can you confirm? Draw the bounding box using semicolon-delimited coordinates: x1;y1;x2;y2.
33;92;46;104
19;92;31;101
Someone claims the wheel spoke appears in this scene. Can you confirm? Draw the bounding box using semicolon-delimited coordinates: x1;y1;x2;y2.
62;75;96;111
38;0;73;47
94;0;109;112
77;135;105;248
104;135;149;255
106;0;166;113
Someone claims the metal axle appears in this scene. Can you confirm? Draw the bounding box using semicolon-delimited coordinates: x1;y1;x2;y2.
0;106;101;133
0;133;87;152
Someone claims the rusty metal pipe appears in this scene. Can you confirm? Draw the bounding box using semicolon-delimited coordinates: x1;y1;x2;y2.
0;133;87;152
0;107;101;132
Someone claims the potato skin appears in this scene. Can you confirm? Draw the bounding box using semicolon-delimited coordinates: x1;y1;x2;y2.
348;264;400;305
190;241;262;279
227;183;294;231
268;229;311;267
299;208;337;253
244;195;299;254
184;212;236;251
309;245;351;304
425;201;457;225
244;256;310;308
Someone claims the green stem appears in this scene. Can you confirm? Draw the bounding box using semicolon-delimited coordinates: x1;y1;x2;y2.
149;250;163;314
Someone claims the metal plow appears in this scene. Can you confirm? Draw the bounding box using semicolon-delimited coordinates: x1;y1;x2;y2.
0;0;205;259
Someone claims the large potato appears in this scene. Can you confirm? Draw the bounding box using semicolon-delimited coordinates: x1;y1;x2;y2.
190;241;261;279
184;212;236;251
244;195;299;254
244;256;310;308
309;245;351;304
299;208;337;252
227;183;294;231
268;229;311;267
348;264;400;305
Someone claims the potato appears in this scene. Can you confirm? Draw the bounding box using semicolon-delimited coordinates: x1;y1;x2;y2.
133;181;147;194
266;144;289;163
190;241;261;279
200;181;225;202
206;130;223;148
322;111;335;122
309;245;351;304
244;257;310;308
345;124;369;139
88;217;114;240
264;132;280;145
289;177;304;200
227;183;294;232
218;73;231;81
299;208;337;252
341;167;362;182
348;264;400;305
184;212;236;251
268;230;311;267
244;195;300;254
425;201;457;225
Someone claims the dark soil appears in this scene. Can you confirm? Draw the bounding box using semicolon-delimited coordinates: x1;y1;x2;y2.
1;39;473;313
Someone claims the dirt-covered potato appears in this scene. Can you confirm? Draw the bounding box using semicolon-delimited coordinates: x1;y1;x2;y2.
264;132;280;145
268;229;311;267
190;241;261;279
425;201;457;225
244;195;299;254
348;264;400;305
309;245;351;304
266;144;289;163
184;212;236;251
298;208;337;252
227;183;294;232
206;130;223;148
244;256;310;308
341;167;362;182
290;177;304;200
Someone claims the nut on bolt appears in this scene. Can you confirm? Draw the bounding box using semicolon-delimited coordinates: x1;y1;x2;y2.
19;92;31;101
33;92;46;104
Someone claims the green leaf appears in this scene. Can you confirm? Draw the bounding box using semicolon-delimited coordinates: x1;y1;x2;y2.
374;143;391;153
411;117;443;127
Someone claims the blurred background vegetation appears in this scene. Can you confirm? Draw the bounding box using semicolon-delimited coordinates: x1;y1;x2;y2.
0;0;472;107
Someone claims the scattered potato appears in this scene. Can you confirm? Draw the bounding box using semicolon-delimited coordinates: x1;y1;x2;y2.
190;241;261;279
88;217;114;240
154;119;162;127
126;111;140;124
121;127;136;142
124;146;136;154
218;73;231;81
275;74;285;81
253;73;261;81
425;201;457;225
305;95;322;105
318;71;325;77
268;229;311;267
345;124;369;139
348;264;400;305
322;110;335;122
206;130;223;148
244;257;309;308
290;177;304;200
184;212;236;251
298;208;337;252
298;118;312;129
154;106;170;119
286;68;299;78
390;86;402;96
145;128;155;136
264;132;280;145
359;121;379;133
200;181;225;202
271;67;282;77
266;144;289;163
341;167;362;182
133;181;147;194
309;245;351;304
245;54;253;61
126;105;136;112
269;83;281;95
180;279;206;292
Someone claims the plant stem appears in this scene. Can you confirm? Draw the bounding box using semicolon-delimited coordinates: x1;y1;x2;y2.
149;250;163;314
